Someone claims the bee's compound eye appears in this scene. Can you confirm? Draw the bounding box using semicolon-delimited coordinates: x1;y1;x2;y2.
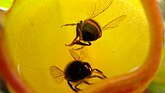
82;31;96;41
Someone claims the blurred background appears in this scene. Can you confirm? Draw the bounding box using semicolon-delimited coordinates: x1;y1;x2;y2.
0;0;165;93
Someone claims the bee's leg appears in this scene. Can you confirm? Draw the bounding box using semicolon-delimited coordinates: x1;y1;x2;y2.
83;80;94;85
61;23;77;27
92;69;107;78
66;40;92;46
67;80;79;92
66;23;91;46
76;23;92;46
74;41;91;46
83;63;106;79
65;23;80;46
74;81;93;92
65;36;79;46
74;81;83;92
65;23;81;46
87;41;91;45
88;75;105;79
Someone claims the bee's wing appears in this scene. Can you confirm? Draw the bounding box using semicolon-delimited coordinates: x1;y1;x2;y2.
49;66;65;84
69;47;89;61
79;47;89;61
89;0;113;18
102;15;127;31
69;48;80;60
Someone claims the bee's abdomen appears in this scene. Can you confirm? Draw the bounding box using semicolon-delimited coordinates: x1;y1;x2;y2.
82;30;96;41
64;61;91;82
81;19;102;41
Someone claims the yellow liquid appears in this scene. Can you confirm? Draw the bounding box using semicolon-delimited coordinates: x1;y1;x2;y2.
4;0;150;93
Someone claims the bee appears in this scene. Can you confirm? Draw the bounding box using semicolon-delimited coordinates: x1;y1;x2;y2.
50;48;107;92
62;0;127;46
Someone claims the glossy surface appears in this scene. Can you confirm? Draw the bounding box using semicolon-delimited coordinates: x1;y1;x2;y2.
0;0;162;93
